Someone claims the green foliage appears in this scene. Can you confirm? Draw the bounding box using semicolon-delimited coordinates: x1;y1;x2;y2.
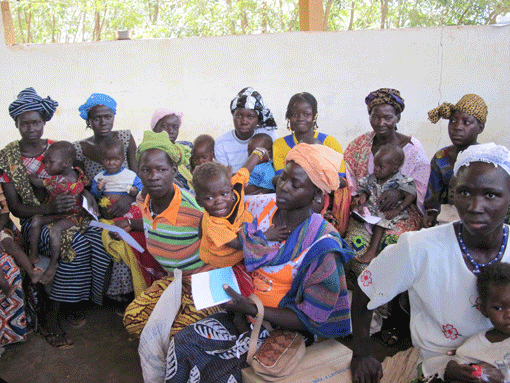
6;0;509;44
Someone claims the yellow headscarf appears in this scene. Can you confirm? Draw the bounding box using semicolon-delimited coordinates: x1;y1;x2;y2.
428;94;488;125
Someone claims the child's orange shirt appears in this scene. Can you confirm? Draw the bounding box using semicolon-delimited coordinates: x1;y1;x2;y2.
199;168;252;268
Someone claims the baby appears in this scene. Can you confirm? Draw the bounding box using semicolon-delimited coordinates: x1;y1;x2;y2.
351;143;416;265
29;141;94;285
90;136;143;219
190;134;215;172
245;133;276;195
193;148;287;270
445;262;510;381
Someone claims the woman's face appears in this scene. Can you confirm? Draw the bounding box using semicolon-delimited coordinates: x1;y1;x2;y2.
288;101;314;134
88;105;115;137
276;161;318;211
369;104;400;137
153;114;181;143
232;108;259;141
138;149;177;201
16;111;45;143
455;162;510;238
448;111;483;149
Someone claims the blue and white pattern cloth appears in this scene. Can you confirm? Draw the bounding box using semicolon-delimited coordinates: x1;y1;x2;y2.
8;87;58;121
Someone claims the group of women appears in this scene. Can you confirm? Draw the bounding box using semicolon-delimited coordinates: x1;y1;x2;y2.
0;85;504;383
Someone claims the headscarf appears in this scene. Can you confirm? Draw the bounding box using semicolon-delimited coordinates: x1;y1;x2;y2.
9;87;59;122
78;93;117;120
365;88;405;115
285;143;343;193
454;143;510;177
136;130;191;168
428;94;487;125
230;87;277;130
150;107;184;130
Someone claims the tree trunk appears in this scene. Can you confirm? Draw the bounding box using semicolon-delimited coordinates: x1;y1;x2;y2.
348;0;355;30
51;14;56;43
26;6;31;43
17;6;24;43
323;0;334;31
93;10;100;41
154;0;159;23
380;0;388;29
457;3;472;25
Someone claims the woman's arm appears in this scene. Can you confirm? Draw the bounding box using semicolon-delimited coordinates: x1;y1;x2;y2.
126;132;138;174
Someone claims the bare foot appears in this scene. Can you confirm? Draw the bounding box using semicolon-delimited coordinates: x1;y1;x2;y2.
40;264;58;285
0;283;16;298
29;267;44;284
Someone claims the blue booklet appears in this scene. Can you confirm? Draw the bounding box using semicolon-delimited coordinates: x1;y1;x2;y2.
191;267;241;310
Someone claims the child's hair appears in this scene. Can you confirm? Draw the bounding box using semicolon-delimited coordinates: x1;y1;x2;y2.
376;143;405;168
99;136;124;156
48;141;76;164
192;162;231;196
477;262;510;306
285;92;318;120
193;134;215;153
249;133;273;151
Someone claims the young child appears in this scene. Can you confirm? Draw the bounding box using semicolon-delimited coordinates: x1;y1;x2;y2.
190;134;215;172
29;141;94;285
90;136;143;219
245;133;275;195
351;143;416;266
445;262;510;381
192;147;288;270
0;182;43;296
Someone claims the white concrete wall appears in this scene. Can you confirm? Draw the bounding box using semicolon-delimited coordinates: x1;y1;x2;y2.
0;25;509;158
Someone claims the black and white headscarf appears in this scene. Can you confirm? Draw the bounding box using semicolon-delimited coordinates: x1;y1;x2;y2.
230;87;277;130
9;87;59;122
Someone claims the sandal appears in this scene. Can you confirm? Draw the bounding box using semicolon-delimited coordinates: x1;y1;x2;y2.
68;317;87;328
44;332;74;349
380;328;400;347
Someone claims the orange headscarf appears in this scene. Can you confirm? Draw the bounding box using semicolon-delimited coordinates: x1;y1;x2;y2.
285;143;343;193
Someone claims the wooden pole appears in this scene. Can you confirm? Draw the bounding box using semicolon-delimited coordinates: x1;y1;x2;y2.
1;1;15;44
299;0;325;31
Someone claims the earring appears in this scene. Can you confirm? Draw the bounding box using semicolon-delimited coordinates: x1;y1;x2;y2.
313;113;319;131
314;197;322;204
286;119;292;131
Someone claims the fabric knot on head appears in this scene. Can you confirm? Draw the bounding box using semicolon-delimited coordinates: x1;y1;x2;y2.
365;88;405;115
9;87;59;122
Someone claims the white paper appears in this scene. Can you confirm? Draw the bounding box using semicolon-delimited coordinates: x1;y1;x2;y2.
89;220;145;253
82;197;98;221
352;210;382;225
191;267;241;311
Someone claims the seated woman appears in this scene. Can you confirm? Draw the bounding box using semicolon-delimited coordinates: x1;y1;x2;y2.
168;143;353;383
150;107;193;191
75;93;139;302
215;87;278;173
351;143;510;383
0;88;111;348
423;94;487;227
122;131;220;338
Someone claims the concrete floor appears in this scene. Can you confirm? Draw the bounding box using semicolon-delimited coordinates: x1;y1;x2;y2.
0;302;408;383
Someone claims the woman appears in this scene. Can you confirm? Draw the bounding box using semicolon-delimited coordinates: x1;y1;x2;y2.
167;143;353;383
75;93;138;301
344;88;429;262
122;130;220;338
351;143;510;383
0;88;111;348
215;87;278;173
150;107;193;191
423;94;487;228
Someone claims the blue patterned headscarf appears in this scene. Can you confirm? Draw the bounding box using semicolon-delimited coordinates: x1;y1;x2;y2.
365;88;405;115
78;93;117;120
9;87;59;122
230;87;277;130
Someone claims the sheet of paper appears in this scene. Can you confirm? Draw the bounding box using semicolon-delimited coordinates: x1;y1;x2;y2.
82;197;98;221
89;220;145;253
191;267;241;311
352;211;382;225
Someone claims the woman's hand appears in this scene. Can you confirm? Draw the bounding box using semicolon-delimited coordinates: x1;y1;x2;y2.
107;194;134;218
50;194;76;214
444;360;483;382
377;189;402;212
384;207;400;220
264;224;291;242
351;355;383;383
221;285;257;317
422;210;439;228
108;219;130;241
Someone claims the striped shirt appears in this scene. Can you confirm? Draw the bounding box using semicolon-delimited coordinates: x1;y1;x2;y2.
138;185;209;275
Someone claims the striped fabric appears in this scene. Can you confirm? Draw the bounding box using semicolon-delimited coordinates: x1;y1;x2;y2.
138;185;206;275
8;87;59;121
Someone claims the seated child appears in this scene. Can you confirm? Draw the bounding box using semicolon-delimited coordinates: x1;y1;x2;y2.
192;147;288;270
444;262;510;382
0;183;43;297
190;134;215;172
90;136;143;219
350;143;416;266
245;133;276;195
28;141;94;285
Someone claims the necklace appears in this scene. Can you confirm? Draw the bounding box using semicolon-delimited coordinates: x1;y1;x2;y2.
456;222;508;275
149;200;157;217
